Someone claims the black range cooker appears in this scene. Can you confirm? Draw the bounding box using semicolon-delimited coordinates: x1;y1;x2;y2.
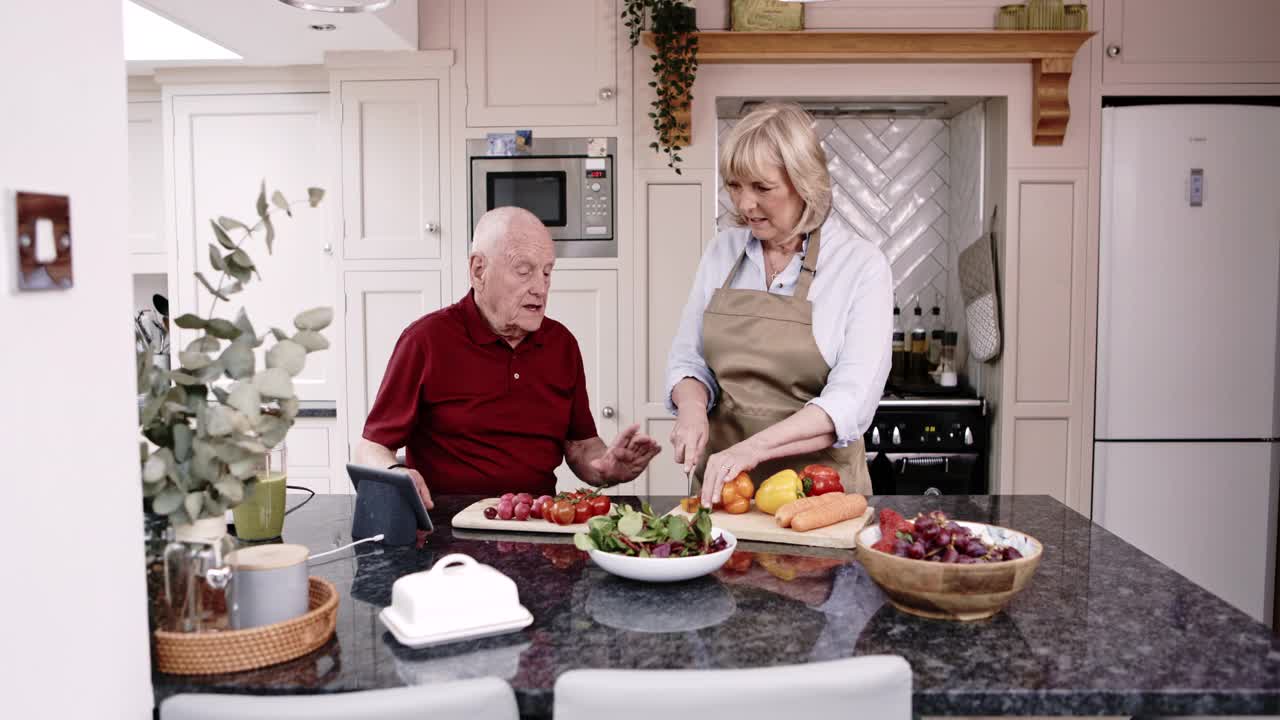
864;391;988;496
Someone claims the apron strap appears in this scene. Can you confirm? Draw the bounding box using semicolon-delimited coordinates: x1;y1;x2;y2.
719;246;751;291
794;227;821;302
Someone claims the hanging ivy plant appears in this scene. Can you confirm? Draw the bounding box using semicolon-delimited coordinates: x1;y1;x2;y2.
623;0;698;174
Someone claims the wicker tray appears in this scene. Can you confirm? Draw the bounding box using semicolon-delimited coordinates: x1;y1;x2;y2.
155;577;338;675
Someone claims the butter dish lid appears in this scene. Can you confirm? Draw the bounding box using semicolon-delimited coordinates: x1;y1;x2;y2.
380;554;531;642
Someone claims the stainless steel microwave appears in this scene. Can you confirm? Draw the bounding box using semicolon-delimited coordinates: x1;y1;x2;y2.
468;137;616;258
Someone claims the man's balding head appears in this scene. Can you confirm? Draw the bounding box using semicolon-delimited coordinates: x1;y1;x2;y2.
472;206;549;262
469;207;556;346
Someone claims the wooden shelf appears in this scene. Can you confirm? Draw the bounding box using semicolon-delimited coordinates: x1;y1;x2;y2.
641;31;1095;146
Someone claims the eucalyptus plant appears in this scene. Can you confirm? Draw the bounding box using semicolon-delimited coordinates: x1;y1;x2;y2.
623;0;698;174
137;181;329;527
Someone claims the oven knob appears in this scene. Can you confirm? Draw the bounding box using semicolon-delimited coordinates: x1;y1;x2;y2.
870;427;881;446
891;426;901;446
924;487;942;496
963;427;974;446
590;182;602;192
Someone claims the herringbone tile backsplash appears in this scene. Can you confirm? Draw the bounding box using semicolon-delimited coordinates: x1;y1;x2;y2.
718;105;985;325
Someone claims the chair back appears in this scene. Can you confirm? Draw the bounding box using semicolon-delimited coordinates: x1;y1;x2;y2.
159;676;519;720
553;655;912;720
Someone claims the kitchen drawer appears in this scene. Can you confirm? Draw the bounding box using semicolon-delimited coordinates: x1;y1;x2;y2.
286;418;338;494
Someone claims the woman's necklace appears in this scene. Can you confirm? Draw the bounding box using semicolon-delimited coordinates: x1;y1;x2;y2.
764;247;796;287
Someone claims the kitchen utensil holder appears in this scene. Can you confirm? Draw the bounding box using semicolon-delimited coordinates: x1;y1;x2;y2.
154;577;338;675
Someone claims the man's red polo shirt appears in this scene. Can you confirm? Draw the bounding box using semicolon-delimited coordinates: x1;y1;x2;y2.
362;291;597;497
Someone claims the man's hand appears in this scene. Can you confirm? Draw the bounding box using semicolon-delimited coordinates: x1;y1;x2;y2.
588;424;662;485
402;467;434;510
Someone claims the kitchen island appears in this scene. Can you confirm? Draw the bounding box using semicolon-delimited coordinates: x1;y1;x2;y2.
151;494;1280;717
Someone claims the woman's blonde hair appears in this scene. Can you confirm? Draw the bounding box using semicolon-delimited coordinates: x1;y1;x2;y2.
718;102;831;238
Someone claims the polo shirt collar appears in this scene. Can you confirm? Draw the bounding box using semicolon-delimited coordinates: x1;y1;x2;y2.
460;290;545;348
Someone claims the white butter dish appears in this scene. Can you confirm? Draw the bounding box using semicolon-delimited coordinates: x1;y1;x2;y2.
379;553;533;648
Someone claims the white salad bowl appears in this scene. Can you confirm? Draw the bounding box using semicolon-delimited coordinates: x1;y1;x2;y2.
586;528;738;583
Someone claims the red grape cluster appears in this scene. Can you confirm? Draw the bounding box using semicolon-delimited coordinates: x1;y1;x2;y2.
889;511;1024;564
482;492;553;521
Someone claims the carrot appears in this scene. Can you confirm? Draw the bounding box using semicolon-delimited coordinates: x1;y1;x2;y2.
791;493;869;532
775;493;844;528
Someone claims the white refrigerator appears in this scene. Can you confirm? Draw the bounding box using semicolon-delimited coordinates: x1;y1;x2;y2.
1095;103;1280;627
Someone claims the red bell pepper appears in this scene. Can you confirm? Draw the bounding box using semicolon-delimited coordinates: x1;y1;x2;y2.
801;464;843;496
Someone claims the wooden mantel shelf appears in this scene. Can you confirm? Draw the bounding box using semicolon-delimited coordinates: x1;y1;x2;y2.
641;31;1095;146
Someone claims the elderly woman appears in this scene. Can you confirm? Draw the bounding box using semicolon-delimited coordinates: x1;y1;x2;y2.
666;102;893;506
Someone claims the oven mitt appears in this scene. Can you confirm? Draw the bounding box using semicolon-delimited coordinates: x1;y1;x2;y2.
958;208;1002;363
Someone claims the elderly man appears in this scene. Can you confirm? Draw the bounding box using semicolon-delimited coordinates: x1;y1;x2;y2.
355;207;660;508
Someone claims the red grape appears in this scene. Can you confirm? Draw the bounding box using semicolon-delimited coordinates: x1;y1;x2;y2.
514;492;533;506
514;502;531;521
483;506;498;520
500;492;515;503
530;498;545;519
497;500;514;520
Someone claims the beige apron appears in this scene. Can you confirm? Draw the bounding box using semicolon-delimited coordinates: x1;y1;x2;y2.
697;228;873;496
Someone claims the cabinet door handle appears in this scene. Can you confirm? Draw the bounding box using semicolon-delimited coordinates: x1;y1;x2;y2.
1106;44;1121;57
598;87;614;101
424;222;439;233
601;405;615;419
322;242;333;255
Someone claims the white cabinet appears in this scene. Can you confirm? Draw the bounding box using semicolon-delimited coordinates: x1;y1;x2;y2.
339;79;444;260
170;92;338;402
465;0;618;126
1102;0;1280;84
128;101;165;273
287;416;345;495
545;269;624;493
170;90;340;397
343;270;445;445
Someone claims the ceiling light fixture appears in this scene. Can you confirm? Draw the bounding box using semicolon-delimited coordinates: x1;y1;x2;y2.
276;0;395;13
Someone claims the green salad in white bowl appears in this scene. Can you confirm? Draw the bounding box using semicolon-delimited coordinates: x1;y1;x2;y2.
573;503;737;583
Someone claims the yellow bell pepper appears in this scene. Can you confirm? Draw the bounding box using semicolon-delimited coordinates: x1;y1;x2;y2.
754;469;804;515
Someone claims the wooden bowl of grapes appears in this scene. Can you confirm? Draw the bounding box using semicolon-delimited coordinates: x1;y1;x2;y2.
855;510;1043;621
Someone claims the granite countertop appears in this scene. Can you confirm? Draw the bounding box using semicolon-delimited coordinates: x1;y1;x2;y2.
152;494;1280;717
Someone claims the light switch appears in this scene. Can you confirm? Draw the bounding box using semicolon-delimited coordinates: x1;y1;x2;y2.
34;218;56;263
15;191;73;291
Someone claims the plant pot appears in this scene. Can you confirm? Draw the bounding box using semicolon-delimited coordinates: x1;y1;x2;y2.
173;516;228;543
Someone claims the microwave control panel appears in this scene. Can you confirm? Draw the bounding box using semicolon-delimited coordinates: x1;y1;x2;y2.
581;157;613;238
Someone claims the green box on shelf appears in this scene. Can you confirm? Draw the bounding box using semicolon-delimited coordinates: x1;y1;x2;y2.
732;0;804;32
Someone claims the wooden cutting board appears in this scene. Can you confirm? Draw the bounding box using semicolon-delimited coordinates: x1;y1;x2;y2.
452;498;588;534
452;498;874;549
665;505;874;549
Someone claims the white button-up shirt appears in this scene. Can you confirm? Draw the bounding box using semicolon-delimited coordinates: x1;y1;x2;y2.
664;216;893;445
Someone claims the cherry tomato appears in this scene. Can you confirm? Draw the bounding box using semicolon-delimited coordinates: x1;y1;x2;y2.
573;501;593;524
589;495;611;517
551;499;576;526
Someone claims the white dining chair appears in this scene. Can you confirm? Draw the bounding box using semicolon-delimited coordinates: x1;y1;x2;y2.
158;676;519;720
553;655;912;720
